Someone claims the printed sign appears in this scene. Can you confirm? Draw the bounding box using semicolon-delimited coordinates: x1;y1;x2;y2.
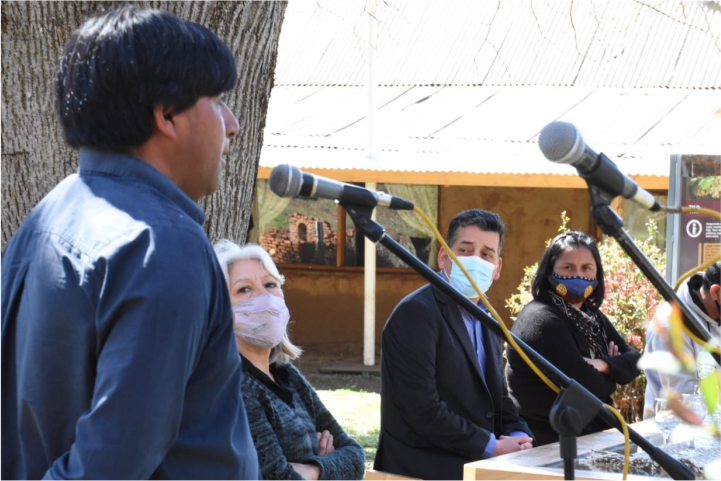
678;155;721;276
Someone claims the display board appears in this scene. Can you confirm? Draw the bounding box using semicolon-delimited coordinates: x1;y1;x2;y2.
666;155;721;286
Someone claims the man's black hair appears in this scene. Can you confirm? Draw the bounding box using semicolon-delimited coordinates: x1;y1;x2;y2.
446;209;506;254
55;5;237;152
702;261;721;291
532;230;606;310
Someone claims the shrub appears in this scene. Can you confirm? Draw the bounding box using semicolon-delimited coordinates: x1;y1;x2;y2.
505;212;666;422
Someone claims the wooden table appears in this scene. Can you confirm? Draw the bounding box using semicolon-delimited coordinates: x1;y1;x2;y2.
463;420;668;480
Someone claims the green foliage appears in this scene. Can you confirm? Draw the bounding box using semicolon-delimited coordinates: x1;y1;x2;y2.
598;219;666;348
505;263;537;322
688;176;721;199
505;213;666;422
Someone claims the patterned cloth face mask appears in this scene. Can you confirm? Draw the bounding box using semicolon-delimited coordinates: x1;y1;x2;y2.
232;293;290;349
548;273;598;303
446;255;497;298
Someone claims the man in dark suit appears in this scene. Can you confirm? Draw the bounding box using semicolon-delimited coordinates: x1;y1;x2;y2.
374;209;533;480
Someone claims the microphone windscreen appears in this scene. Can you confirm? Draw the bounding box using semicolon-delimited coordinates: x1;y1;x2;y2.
269;164;303;198
539;121;581;163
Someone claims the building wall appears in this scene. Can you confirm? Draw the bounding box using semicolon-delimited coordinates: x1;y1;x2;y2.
281;185;593;351
282;269;426;354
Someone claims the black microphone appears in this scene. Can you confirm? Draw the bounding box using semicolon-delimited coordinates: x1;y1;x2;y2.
268;164;415;210
539;121;661;212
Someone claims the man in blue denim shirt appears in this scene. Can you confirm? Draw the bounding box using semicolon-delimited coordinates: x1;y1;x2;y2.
1;6;259;479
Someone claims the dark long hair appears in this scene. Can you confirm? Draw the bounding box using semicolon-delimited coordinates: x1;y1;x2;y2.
531;231;606;310
55;5;237;152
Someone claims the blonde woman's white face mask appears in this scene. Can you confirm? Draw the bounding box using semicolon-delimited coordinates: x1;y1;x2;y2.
232;293;289;349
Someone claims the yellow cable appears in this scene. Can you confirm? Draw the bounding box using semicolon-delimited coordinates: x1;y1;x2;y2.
677;206;721;220
603;404;630;480
680;323;721;355
674;257;720;292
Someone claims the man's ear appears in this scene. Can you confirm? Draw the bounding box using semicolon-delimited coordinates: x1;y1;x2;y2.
711;284;721;303
152;104;178;139
438;247;448;271
494;257;503;281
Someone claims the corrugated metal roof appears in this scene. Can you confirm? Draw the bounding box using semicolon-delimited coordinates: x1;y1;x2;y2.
275;0;721;88
259;1;721;182
261;86;721;177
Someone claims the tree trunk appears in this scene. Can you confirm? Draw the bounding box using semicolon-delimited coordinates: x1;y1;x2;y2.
1;1;286;249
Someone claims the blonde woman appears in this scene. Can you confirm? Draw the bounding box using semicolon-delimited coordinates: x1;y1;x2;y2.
214;240;365;480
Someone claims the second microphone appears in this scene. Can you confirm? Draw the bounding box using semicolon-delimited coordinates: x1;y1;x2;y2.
269;164;415;211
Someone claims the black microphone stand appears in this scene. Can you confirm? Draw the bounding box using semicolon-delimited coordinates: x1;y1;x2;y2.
341;200;696;481
586;183;720;366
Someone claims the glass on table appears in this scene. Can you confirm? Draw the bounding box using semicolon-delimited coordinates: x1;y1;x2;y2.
653;397;679;446
680;393;708;449
681;393;707;422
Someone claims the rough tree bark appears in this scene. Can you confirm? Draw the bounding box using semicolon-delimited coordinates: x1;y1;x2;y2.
1;1;287;249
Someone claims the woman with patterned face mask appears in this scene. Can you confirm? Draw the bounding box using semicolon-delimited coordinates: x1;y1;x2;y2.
504;231;641;446
213;240;365;480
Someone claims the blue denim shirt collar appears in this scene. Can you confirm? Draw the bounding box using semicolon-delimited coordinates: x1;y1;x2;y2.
78;148;205;226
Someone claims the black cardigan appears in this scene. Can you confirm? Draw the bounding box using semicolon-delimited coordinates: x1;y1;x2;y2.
241;359;365;480
505;300;640;446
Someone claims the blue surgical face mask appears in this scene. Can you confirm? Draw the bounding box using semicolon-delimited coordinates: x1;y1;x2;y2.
445;255;497;298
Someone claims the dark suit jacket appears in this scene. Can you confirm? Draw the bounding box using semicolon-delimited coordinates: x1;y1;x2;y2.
374;283;532;480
